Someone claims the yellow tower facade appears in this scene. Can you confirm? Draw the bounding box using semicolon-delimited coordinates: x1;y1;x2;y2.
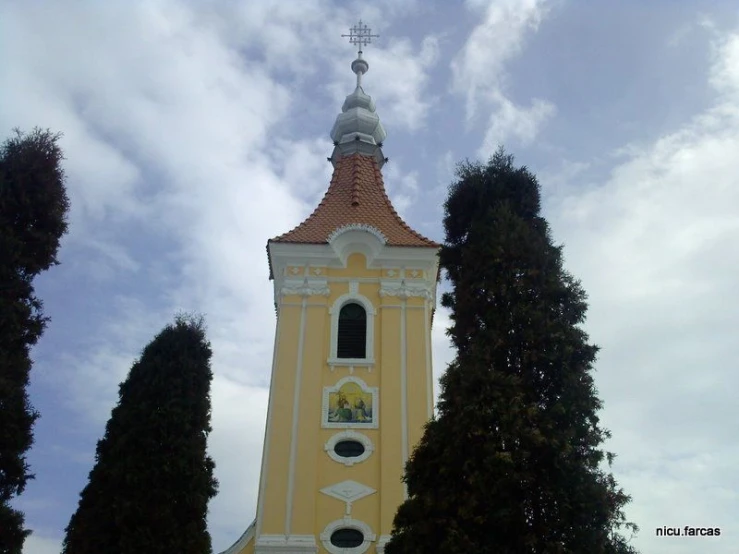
222;26;439;554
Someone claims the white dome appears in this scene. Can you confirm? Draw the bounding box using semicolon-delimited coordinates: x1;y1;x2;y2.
330;87;387;147
328;53;387;168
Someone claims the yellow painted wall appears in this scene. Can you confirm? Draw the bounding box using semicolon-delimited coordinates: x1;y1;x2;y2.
254;249;437;551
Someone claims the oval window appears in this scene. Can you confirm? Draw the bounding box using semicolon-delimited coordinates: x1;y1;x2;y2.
330;528;364;548
334;440;365;458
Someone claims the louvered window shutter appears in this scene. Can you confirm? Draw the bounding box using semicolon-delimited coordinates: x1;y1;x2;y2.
337;303;367;358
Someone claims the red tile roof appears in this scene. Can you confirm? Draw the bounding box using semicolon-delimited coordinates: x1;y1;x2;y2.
271;153;439;248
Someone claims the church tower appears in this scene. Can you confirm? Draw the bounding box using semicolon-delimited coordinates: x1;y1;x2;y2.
222;22;439;554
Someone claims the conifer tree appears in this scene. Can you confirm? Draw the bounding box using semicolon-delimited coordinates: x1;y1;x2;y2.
62;315;218;554
0;128;69;554
386;150;637;553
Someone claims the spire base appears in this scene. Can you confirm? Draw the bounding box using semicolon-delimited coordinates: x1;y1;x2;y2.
330;142;386;169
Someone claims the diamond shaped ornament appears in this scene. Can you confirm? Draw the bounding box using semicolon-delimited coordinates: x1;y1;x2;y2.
320;480;376;504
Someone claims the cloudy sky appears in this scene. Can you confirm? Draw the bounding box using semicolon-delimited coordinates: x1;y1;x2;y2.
2;1;738;553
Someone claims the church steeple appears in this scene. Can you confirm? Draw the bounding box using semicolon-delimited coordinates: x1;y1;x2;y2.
221;22;440;554
330;22;387;169
270;22;437;262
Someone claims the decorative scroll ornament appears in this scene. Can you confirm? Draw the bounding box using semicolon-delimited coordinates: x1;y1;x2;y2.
328;223;388;245
280;278;330;297
379;279;433;300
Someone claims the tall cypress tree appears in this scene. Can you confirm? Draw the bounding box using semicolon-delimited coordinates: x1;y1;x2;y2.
0;128;69;554
386;150;637;553
62;315;218;554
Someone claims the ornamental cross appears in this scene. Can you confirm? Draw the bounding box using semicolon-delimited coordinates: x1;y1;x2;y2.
342;20;379;53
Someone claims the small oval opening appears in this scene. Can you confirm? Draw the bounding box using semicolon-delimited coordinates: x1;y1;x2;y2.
334;440;365;458
330;528;364;548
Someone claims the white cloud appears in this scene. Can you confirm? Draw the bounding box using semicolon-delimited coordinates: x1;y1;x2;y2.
451;0;555;153
207;378;268;549
273;137;335;204
1;2;335;547
384;162;421;217
366;36;441;131
479;95;556;156
710;33;739;98
546;27;739;554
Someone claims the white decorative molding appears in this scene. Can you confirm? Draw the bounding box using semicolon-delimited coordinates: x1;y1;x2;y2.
320;480;376;516
320;518;376;554
255;534;318;553
324;430;374;467
349;280;359;294
328;293;376;315
375;535;392;553
322;376;378;429
327;359;374;373
400;299;409;500
268;242;439;308
328;223;387;245
328;293;376;366
327;226;387;267
379;279;433;300
281;277;330;298
424;299;434;420
312;267;322;275
386;269;397;277
285;297;308;536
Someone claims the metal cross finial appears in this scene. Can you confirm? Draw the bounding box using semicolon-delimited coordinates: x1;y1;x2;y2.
342;20;379;54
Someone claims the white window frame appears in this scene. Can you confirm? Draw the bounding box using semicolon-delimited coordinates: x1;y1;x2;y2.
322;376;379;430
324;430;374;466
320;518;376;554
328;293;376;367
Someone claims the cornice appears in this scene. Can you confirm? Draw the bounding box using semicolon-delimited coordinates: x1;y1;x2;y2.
255;535;318;554
217;519;256;554
268;241;440;306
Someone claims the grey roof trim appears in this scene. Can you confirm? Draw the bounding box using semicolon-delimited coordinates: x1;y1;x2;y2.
217;518;256;554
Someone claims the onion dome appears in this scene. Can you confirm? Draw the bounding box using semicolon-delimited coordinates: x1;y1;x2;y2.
329;51;387;169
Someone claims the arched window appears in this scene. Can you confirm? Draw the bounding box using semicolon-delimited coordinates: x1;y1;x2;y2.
337;303;366;359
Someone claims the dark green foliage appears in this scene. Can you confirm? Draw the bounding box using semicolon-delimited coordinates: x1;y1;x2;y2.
62;315;218;554
386;149;637;553
0;128;69;554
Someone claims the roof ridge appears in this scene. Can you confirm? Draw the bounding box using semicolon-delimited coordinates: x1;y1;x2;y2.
351;155;361;206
